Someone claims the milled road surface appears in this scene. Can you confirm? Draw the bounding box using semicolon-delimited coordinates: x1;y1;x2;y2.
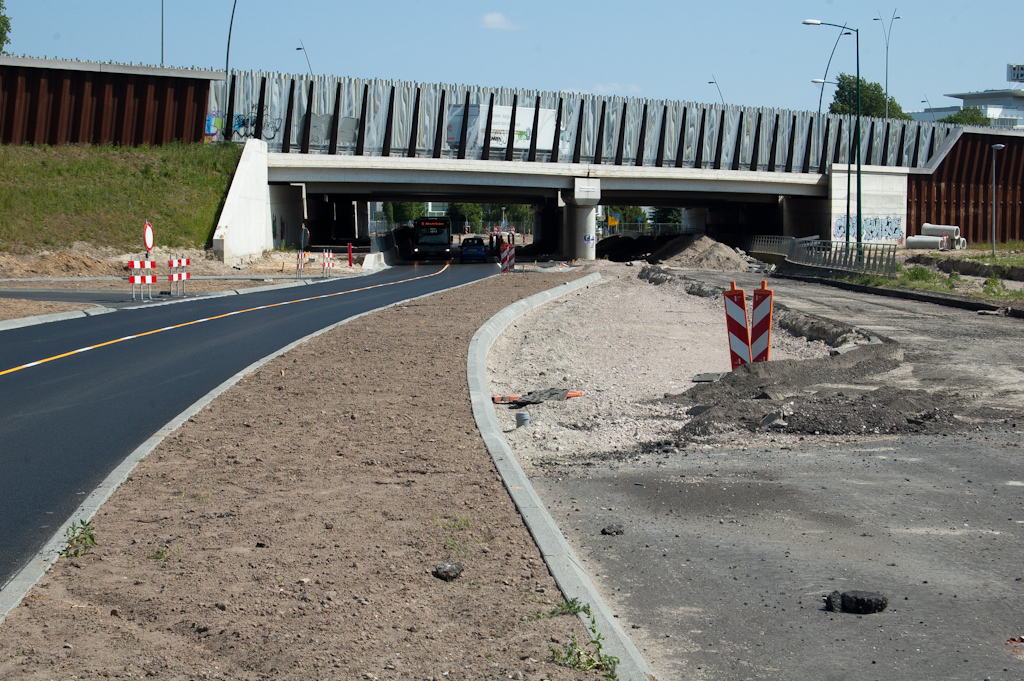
530;271;1024;680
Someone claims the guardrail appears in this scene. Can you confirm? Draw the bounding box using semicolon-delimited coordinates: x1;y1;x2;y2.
745;235;794;257
744;235;899;278
787;239;899;277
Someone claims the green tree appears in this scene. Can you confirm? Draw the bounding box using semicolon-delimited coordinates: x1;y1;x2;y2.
654;207;682;224
481;204;531;231
0;1;11;55
447;202;482;229
390;201;424;225
829;73;912;120
939;106;990;127
381;202;395;226
605;205;647;225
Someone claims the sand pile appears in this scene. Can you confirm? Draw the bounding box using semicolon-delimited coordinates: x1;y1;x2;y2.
650;235;749;270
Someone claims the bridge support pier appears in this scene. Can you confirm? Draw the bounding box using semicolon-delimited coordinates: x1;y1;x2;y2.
562;178;600;260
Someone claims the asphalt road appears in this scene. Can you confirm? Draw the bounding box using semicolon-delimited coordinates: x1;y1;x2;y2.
0;262;495;588
534;274;1024;681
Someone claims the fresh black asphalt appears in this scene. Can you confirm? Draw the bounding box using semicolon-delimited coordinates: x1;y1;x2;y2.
0;263;494;588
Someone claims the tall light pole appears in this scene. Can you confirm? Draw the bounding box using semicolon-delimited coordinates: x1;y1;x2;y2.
805;19;862;245
873;9;901;119
225;0;238;79
816;25;850;118
296;39;314;78
813;78;853;241
161;0;165;67
920;98;936;122
992;143;1005;257
709;75;725;106
501;206;507;229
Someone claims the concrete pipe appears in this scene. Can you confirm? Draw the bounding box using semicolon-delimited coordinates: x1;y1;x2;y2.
922;223;961;240
905;235;948;250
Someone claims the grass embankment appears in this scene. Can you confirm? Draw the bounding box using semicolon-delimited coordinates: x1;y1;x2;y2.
0;143;241;253
851;263;1024;303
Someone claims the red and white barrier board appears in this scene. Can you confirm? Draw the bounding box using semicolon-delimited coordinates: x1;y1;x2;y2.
322;249;335;276
167;256;191;297
500;244;516;273
723;281;751;369
750;280;774;363
129;259;158;301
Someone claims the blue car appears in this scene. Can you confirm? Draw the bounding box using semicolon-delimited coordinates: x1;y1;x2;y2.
459;237;488;263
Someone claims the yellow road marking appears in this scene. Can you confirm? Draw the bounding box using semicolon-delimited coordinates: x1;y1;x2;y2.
0;264;450;378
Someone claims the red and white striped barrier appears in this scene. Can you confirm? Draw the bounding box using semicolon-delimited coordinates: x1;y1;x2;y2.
500;244;516;273
168;256;191;297
322;249;335;277
129;259;158;301
296;251;309;279
723;281;751;370
750;280;774;363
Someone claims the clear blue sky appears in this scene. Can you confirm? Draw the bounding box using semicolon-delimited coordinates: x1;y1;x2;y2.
4;1;1018;112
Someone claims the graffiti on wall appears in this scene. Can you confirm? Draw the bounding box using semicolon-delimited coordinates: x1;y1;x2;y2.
227;106;283;142
204;110;225;143
832;215;905;245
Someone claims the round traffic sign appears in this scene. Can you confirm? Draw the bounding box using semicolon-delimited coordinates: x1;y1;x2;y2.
144;221;154;252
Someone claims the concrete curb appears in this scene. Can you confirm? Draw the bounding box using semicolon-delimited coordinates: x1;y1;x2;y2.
0;271;377;331
467;272;654;681
0;305;115;332
0;271;491;625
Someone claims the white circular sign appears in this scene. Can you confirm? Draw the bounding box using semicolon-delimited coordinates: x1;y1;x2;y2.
144;221;154;252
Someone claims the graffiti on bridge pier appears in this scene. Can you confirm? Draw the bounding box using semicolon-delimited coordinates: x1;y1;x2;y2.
833;215;905;245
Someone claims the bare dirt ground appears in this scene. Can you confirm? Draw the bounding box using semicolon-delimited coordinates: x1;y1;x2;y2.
0;269;620;681
5;235;1020;680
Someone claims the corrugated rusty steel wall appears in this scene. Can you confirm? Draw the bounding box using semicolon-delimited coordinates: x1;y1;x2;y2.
908;132;1024;244
0;65;209;146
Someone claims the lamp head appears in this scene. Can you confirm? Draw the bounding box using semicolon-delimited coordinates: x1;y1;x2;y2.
993;144;1006;150
811;79;826;84
803;19;821;25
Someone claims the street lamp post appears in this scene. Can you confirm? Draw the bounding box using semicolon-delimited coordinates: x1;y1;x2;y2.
805;19;862;245
296;40;314;78
816;25;850;118
992;144;1005;257
813;79;853;241
873;10;901;119
501;206;506;230
921;98;936;122
709;75;725;106
225;0;238;78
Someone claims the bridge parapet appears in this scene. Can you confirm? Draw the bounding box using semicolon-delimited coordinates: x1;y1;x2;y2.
208;70;958;176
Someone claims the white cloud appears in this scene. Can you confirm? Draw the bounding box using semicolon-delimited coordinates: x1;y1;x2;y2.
481;12;524;30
